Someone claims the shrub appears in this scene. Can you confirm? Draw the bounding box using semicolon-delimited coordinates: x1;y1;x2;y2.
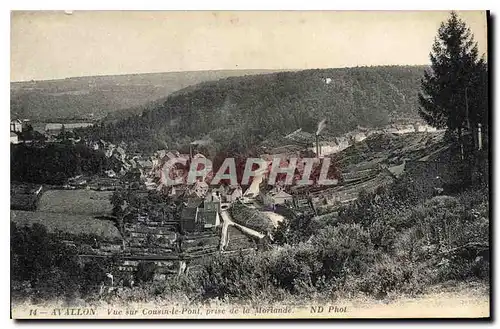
11;222;84;301
312;224;376;280
358;255;429;298
135;262;157;283
265;244;321;294
395;192;489;282
198;252;271;301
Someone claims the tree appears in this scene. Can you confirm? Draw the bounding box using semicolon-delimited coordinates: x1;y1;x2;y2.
418;12;487;146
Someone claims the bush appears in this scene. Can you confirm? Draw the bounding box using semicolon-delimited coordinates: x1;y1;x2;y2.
395;192;489;282
136;262;157;283
312;224;376;279
358;256;429;298
198;251;272;301
265;244;321;294
11;222;84;301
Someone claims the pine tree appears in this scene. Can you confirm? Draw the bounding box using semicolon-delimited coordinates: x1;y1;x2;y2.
418;12;487;140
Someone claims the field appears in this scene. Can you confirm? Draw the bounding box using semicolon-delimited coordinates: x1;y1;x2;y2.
38;190;113;215
225;226;256;251
11;210;121;240
230;201;275;234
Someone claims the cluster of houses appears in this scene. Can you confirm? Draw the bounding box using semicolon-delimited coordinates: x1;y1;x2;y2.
10;118;96;144
88;139;156;185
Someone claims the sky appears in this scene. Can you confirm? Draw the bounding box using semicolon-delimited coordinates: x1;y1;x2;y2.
10;10;488;82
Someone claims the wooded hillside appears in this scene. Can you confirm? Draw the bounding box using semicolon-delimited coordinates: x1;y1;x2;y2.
82;66;426;153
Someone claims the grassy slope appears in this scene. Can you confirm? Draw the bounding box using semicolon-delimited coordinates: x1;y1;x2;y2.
10;210;121;240
37;190;113;216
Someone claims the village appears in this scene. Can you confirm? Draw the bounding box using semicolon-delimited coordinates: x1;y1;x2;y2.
10;113;470;285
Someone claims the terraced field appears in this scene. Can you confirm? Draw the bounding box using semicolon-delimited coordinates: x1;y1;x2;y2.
332;131;447;171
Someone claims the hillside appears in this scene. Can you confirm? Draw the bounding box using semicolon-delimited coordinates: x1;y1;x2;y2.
82;66;427;153
10;69;284;121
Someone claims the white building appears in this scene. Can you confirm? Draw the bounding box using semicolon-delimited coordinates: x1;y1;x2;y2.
10;119;22;133
10;132;19;144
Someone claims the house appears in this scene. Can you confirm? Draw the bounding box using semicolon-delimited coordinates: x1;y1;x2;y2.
113;147;126;162
68;175;87;187
394;124;416;134
346;131;367;143
213;185;228;197
156;149;167;159
199;210;220;229
105;169;117;178
10;119;22;133
387;162;406;179
413;123;439;133
144;177;158;190
167;185;189;197
10;132;19;144
261;186;293;207
204;192;221;212
180;198;202;232
308;138;350;157
226;186;243;202
188;180;209;198
180;195;221;232
138;159;154;170
89;139;106;150
291;193;316;215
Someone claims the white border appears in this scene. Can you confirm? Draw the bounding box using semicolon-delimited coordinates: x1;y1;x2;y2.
2;1;497;328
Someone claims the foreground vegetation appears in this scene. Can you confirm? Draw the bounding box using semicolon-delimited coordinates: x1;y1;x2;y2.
11;180;489;305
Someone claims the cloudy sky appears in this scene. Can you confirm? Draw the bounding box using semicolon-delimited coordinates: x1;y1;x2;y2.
11;10;488;82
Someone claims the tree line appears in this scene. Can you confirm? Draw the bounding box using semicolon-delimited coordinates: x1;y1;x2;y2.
11;143;109;185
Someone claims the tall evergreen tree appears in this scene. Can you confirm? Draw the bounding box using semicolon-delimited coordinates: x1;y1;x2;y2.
418;12;487;136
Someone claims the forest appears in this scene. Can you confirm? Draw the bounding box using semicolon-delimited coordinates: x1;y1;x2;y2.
80;66;426;154
10;143;109;185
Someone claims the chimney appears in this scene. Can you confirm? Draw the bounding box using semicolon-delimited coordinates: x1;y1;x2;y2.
478;123;483;150
315;134;320;158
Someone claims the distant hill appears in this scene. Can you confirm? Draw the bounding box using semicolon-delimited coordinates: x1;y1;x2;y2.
81;66;427;154
10;69;287;121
